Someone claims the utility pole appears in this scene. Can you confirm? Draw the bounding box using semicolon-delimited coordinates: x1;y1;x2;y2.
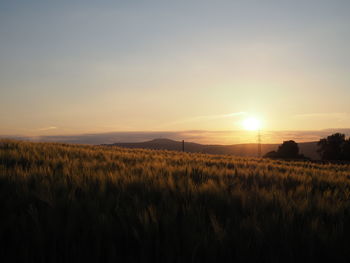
182;140;185;152
258;129;262;158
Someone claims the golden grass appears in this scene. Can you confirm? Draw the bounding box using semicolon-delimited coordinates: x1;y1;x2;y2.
1;139;350;262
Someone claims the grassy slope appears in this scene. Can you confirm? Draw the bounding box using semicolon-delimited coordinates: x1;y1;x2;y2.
1;140;350;262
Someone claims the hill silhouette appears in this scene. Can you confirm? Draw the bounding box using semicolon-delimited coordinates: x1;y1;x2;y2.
106;138;319;159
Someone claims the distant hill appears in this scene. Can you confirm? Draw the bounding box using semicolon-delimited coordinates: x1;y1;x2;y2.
106;138;320;159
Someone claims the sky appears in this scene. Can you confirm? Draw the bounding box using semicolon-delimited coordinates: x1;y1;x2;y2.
1;0;350;141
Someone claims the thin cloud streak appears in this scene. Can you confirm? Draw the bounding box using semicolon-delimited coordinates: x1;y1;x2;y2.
37;126;58;131
293;112;349;120
161;112;247;127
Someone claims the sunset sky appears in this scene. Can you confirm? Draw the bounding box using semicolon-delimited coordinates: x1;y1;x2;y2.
1;0;350;139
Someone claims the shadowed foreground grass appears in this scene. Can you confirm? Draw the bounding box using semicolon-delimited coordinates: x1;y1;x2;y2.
1;140;350;262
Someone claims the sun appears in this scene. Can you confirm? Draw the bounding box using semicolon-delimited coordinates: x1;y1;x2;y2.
243;117;261;131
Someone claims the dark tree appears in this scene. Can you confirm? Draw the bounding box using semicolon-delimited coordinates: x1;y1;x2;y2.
342;138;350;161
277;140;299;158
264;140;306;159
317;133;346;160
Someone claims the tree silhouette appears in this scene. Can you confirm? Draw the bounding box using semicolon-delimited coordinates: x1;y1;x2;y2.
343;138;350;161
264;140;306;159
277;140;299;158
317;133;346;160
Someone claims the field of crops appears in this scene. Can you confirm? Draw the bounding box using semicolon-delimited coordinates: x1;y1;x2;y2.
1;140;350;262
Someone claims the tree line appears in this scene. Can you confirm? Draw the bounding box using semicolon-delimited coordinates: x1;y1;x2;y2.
264;133;350;161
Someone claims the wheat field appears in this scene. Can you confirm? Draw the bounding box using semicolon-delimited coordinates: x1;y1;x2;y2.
1;139;350;262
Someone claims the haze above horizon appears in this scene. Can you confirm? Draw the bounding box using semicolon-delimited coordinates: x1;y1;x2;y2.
1;0;350;138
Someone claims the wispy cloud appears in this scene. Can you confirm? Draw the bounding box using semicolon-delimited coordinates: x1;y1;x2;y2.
162;112;247;127
293;112;349;120
37;126;58;131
